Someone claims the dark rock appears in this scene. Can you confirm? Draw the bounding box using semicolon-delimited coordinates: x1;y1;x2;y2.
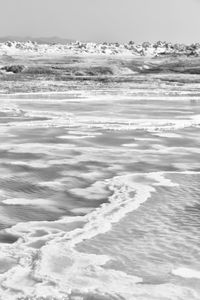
1;65;25;73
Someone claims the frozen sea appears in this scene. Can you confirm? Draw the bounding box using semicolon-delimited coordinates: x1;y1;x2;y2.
0;56;200;299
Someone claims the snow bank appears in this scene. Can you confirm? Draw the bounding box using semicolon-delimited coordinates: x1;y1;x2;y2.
0;40;200;57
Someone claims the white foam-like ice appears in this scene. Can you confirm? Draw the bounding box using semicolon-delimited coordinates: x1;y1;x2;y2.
0;171;199;299
62;174;157;247
153;132;182;138
1;95;200;134
31;172;179;295
58;134;96;139
5;109;200;133
2;198;53;206
172;268;200;279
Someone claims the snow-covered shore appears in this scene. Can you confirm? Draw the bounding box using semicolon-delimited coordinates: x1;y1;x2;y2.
0;40;200;57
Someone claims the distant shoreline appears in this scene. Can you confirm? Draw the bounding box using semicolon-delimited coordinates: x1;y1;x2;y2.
0;40;199;57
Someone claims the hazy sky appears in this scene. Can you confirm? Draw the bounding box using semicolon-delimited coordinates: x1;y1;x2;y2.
1;0;200;43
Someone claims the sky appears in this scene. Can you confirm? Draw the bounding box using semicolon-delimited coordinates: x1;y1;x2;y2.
0;0;200;43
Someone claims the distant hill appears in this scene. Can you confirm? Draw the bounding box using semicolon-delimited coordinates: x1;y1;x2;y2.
0;36;75;44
